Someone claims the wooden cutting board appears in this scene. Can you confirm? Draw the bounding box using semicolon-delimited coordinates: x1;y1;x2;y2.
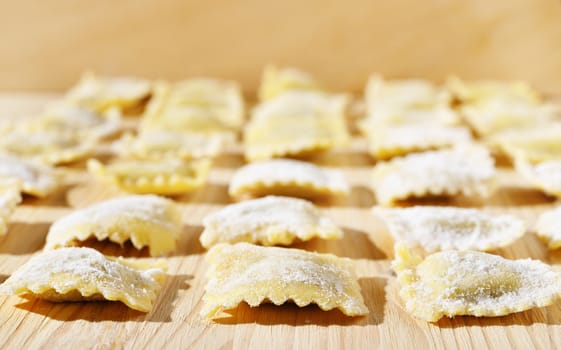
1;94;560;349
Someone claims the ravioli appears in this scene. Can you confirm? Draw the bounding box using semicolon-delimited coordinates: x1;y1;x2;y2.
0;130;94;165
515;159;561;198
360;124;472;160
140;79;244;134
0;154;60;197
446;76;541;104
87;158;211;195
536;206;561;250
360;105;460;128
374;206;525;253
245;91;349;161
0;247;166;312
113;131;224;160
229;159;350;199
201;242;368;318
460;100;558;136
45;195;182;256
392;243;561;322
65;72;151;112
372;145;495;206
201;196;343;248
365;74;451;112
491;124;561;163
258;65;322;101
0;182;22;236
536;206;561;249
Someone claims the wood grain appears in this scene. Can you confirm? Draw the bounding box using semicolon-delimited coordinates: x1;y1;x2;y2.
1;94;561;349
1;0;561;95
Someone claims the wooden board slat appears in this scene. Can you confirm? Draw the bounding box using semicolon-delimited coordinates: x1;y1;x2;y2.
1;94;561;349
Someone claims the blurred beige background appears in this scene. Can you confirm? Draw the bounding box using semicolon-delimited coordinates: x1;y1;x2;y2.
1;0;561;94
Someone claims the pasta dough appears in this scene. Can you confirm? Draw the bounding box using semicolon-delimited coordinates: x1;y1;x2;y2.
201;196;342;248
393;243;561;322
229;159;350;199
45;195;182;256
515;159;561;198
372;145;495;206
374;206;525;253
87;158;211;195
0;247;166;312
201;242;368;318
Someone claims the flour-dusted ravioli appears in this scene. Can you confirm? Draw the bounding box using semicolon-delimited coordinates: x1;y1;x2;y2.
0;154;60;197
141;79;244;133
536;206;561;250
446;76;541;104
491;124;561;163
113;131;224;160
374;206;525;253
0;247;166;312
360;124;472;160
33;103;123;140
0;129;94;165
372;145;495;206
366;74;451;112
201;242;368;318
515;159;561;198
45;195;182;256
392;243;561;322
0;182;22;236
361;105;460;127
87;158;211;195
245;91;349;161
258;65;322;101
229;159;349;199
201;196;343;248
65;72;151;112
459;100;559;136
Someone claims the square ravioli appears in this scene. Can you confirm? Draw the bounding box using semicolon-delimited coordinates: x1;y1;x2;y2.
491;124;561;163
201;243;368;318
0;247;166;312
446;76;541;104
359;124;472;160
65;72;152;112
0;154;60;197
536;206;561;249
45;195;182;256
0;182;22;236
140;79;244;133
229;159;350;200
459;100;559;136
113;131;224;160
0;130;94;165
245;91;349;161
200;196;343;248
365;74;451;113
515;159;561;198
10;103;122;141
374;206;525;254
87;158;211;195
361;104;460;127
258;65;322;101
372;145;496;206
392;243;561;322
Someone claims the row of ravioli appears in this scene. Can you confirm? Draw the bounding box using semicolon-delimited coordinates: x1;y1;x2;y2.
3;179;561;323
1;67;561;324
